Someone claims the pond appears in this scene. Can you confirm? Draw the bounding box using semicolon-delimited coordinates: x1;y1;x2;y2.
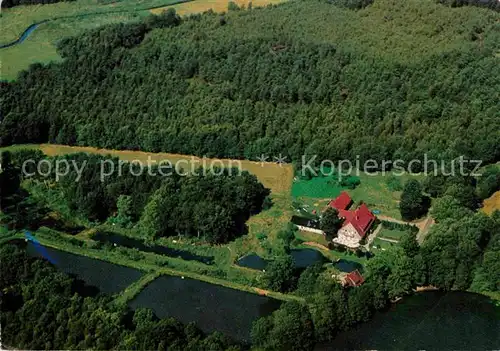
92;232;214;265
334;259;363;273
290;248;327;268
129;275;281;342
24;241;143;294
320;291;500;350
236;249;327;270
237;254;268;270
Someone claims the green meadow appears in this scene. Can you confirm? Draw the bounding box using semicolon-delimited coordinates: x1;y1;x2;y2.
292;170;425;220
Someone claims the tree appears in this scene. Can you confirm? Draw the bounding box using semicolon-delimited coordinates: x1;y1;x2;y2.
277;224;297;250
0;151;20;201
252;301;315;351
422;174;447;198
399;179;428;221
262;255;296;292
111;195;133;227
430;195;473;222
476;166;500;200
251;316;273;349
296;263;322;297
385;254;414;299
320;207;342;237
444;184;479;210
346;284;373;324
399;231;420;258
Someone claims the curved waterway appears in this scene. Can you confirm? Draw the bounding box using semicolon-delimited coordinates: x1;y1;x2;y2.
320;291;500;350
0;22;45;49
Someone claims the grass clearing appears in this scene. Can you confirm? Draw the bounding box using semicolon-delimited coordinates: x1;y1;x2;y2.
292;171;425;220
482;191;500;215
292;175;344;199
378;228;408;241
295;230;328;246
231;192;293;259
371;237;398;253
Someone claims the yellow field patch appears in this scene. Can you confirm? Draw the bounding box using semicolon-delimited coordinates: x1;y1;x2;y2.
482;191;500;215
152;0;286;16
37;144;293;194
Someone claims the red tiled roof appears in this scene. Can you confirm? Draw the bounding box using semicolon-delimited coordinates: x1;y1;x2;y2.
346;270;365;287
338;203;376;238
328;191;352;211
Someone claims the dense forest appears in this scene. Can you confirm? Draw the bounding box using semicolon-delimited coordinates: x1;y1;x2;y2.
1;150;269;244
1;0;499;166
437;0;500;11
1;0;500;349
0;244;239;350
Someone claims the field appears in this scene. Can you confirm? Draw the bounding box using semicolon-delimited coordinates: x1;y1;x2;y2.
371;237;398;252
378;228;408;241
292;171;425;220
152;0;286;16
482;191;500;215
0;11;148;80
0;0;288;80
0;0;183;44
4;144;294;194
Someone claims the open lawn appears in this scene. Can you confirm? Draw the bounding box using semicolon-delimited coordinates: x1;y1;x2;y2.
293;171;425;220
295;230;329;247
292;175;344;199
377;228;408;241
371;237;398;253
230;192;294;259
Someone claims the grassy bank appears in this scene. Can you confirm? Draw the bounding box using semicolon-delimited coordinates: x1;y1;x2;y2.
114;271;162;305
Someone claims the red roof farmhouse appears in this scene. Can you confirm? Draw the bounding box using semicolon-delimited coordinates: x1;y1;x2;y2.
342;270;365;287
328;191;353;211
329;192;376;249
